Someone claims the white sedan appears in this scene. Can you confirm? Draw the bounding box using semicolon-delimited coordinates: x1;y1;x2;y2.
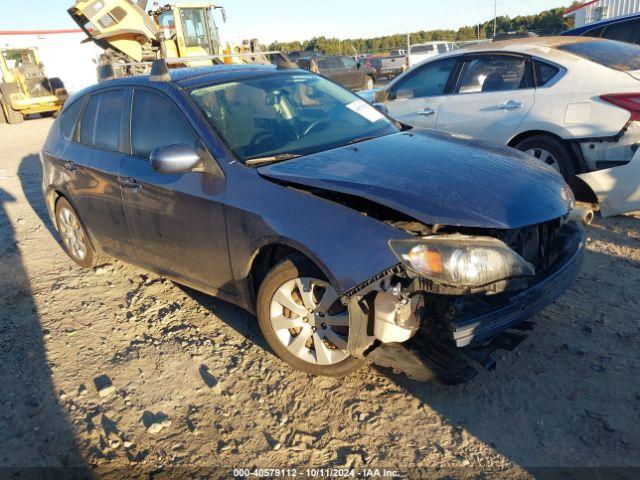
360;37;640;217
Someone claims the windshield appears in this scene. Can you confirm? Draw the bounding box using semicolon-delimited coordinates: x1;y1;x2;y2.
190;72;398;162
558;40;640;72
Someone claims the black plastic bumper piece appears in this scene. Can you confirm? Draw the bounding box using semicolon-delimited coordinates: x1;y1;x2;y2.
452;222;585;348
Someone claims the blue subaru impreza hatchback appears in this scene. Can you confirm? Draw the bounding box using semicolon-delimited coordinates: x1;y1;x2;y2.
41;62;584;383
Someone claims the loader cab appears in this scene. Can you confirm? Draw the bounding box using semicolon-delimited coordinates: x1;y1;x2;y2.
155;4;221;60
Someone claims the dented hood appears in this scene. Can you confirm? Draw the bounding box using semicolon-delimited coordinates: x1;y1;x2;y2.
258;130;571;229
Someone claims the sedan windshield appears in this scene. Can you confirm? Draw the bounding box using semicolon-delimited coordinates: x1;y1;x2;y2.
191;72;399;162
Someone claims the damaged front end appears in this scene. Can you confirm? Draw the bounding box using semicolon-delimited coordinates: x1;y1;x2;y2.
342;219;586;384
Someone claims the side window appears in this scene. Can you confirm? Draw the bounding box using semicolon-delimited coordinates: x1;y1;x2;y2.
317;58;330;70
457;56;528;94
602;20;640;45
79;89;126;150
534;60;560;87
390;57;458;99
342;57;357;69
327;57;342;69
59;99;84;141
131;89;200;159
583;25;605;38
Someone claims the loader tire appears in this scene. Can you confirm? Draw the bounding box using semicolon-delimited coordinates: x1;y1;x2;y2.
0;98;24;125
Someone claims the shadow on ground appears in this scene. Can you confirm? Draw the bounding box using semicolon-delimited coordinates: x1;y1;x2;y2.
0;184;90;478
18;154;58;239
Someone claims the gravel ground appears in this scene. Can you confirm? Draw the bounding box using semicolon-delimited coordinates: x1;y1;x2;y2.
1;118;639;479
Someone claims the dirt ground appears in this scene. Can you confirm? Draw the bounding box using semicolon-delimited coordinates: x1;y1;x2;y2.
1;118;639;479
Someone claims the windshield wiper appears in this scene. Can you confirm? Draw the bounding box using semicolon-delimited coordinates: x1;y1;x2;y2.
346;135;380;146
244;153;303;167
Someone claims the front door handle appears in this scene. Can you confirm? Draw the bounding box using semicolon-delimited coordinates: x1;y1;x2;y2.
497;100;523;110
417;107;435;116
119;177;141;190
63;161;78;172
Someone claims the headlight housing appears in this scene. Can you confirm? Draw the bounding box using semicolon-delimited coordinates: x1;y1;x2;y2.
389;235;535;288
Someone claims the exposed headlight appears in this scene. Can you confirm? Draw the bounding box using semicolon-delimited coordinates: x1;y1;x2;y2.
389;236;535;288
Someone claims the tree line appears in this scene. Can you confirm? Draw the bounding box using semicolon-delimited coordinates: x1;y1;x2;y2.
268;6;575;55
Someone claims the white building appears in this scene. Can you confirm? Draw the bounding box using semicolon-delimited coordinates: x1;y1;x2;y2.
0;29;101;94
564;0;640;28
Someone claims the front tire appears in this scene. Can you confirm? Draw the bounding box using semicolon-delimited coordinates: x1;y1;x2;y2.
256;256;365;377
55;197;96;268
363;75;375;90
515;134;576;183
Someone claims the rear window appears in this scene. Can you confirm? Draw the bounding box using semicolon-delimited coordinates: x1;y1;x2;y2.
557;40;640;71
60;99;83;141
534;60;560;86
78;90;126;150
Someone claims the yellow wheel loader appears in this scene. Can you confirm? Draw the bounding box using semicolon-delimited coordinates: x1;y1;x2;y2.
0;47;68;124
68;0;274;78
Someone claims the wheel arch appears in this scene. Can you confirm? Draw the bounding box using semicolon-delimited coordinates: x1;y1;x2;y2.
47;187;100;252
507;129;565;148
245;239;339;311
507;129;586;176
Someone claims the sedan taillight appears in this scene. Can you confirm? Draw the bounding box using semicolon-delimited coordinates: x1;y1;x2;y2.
601;93;640;121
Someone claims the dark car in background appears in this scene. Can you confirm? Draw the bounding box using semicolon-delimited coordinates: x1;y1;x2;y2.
562;13;640;46
297;55;377;90
41;62;584;383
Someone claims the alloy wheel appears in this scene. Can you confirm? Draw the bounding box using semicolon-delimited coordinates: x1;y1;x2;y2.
525;147;561;172
269;277;349;366
57;206;87;261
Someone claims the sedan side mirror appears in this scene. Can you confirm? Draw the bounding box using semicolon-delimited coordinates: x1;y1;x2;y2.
150;144;202;174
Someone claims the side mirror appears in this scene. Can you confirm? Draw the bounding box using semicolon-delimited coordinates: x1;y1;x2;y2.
150;144;202;174
374;89;389;103
372;103;389;115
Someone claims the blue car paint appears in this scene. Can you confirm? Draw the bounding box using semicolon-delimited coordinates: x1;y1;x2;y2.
561;12;640;36
41;65;583;355
259;129;571;229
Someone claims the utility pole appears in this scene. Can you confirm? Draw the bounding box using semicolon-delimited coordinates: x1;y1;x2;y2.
493;0;497;39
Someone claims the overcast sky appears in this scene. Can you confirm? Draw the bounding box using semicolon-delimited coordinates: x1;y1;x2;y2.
3;0;570;44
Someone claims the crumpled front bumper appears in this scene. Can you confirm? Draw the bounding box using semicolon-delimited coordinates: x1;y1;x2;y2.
452;221;585;348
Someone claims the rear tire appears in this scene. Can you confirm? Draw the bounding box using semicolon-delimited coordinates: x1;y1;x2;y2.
515;134;576;183
256;255;365;377
55;197;97;268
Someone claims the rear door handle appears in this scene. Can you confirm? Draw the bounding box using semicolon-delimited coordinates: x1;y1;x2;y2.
63;161;78;172
417;108;435;116
497;100;523;110
119;177;141;190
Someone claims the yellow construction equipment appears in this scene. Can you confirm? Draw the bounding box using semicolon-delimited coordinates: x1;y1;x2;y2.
68;0;273;77
0;47;68;124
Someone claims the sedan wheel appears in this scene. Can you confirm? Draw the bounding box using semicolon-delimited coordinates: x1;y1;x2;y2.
256;256;365;376
515;134;576;184
55;197;96;268
524;148;561;173
270;277;349;366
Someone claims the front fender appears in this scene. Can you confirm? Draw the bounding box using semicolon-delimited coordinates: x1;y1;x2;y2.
224;166;411;299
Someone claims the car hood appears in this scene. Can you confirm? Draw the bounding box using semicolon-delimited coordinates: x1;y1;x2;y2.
258;130;572;229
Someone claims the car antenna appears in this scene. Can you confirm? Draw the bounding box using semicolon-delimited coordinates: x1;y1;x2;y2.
97;63;116;82
150;58;171;82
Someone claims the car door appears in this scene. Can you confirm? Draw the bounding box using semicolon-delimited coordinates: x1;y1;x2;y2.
118;87;235;295
435;54;535;143
316;57;338;84
383;56;459;129
341;56;362;90
49;89;130;255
